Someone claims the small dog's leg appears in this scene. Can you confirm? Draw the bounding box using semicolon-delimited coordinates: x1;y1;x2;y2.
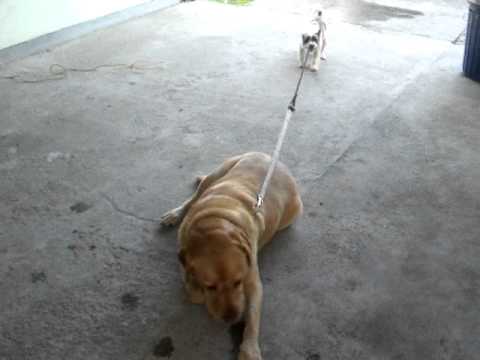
315;50;322;71
160;156;242;227
309;49;318;72
310;51;317;71
238;262;263;360
307;58;312;70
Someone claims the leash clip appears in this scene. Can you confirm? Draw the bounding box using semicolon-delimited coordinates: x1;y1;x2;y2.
255;194;264;211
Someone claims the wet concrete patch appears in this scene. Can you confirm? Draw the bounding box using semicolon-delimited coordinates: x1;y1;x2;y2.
70;201;92;214
344;0;423;24
67;244;77;250
153;336;174;358
31;271;47;283
121;292;139;310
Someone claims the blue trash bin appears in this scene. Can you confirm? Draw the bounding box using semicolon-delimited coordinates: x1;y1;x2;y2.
464;0;480;81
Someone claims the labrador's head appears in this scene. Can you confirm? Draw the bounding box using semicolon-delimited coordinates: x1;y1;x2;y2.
179;230;251;323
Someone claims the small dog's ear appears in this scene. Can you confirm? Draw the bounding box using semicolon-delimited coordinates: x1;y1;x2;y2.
178;249;187;267
302;34;310;45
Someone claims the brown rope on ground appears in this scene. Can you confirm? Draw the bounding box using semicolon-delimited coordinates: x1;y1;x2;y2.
0;63;164;83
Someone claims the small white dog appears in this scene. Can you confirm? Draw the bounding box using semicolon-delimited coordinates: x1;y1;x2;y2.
299;10;327;71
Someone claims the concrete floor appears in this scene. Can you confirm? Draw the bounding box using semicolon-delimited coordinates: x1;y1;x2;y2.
1;0;479;359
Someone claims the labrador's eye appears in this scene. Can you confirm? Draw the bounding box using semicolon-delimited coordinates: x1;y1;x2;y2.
207;285;217;291
234;281;242;288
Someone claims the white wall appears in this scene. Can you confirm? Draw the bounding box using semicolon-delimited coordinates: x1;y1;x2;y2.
0;0;152;50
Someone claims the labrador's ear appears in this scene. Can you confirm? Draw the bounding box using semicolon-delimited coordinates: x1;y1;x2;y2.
178;249;187;267
234;242;252;269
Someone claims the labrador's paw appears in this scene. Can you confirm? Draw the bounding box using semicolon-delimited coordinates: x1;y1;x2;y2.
160;208;182;227
238;342;262;360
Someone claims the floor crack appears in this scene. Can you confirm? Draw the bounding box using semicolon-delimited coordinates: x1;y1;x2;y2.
303;49;446;186
100;192;157;223
452;28;466;45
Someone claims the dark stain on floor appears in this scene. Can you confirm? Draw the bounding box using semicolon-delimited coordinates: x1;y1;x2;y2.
70;201;92;213
229;321;245;358
31;271;47;283
328;0;423;24
306;353;321;360
153;336;174;358
121;292;139;310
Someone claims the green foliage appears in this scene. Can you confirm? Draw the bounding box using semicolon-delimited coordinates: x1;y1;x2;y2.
210;0;254;6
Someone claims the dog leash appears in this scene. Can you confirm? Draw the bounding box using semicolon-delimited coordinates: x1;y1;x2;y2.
255;50;312;211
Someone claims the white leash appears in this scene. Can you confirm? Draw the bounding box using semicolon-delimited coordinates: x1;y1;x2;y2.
255;50;312;211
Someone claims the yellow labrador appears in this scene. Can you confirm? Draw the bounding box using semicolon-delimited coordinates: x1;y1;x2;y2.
161;152;302;360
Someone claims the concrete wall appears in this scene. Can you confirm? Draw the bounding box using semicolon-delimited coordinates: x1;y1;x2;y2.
0;0;152;50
